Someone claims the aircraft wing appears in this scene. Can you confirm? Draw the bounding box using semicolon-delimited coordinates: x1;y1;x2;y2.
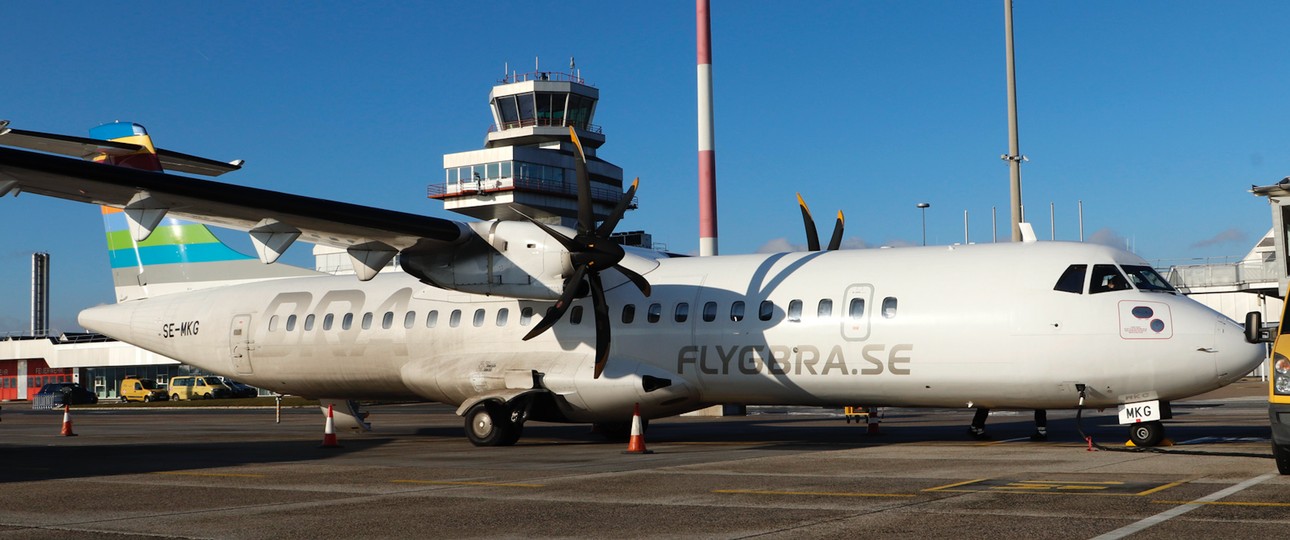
0;145;469;255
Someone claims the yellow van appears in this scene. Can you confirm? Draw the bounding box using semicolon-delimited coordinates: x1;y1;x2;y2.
168;376;232;401
118;377;169;403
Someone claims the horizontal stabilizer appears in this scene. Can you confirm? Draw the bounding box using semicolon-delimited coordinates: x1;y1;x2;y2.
0;125;243;177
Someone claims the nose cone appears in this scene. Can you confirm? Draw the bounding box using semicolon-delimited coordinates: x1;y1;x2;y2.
78;302;139;342
1215;316;1266;383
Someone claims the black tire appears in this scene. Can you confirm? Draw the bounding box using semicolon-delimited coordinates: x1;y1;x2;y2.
203;393;213;400
1275;443;1290;475
1129;421;1165;447
143;395;152;403
464;402;519;447
119;396;129;404
171;393;181;402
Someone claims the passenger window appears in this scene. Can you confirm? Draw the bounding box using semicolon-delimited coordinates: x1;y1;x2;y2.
675;303;689;323
285;315;297;331
496;308;509;326
427;310;438;328
323;314;334;331
570;306;584;325
1053;264;1087;294
520;307;533;326
268;315;279;331
449;310;462;328
303;314;315;331
382;312;394;329
1122;265;1175;292
473;309;486;327
759;300;774;321
622;304;635;324
1089;264;1132;294
404;311;416;329
882;297;898;319
703;302;717;322
342;313;353;330
817;299;833;318
648;303;662;323
731;301;745;322
787;300;802;322
362;313;373;330
848;298;865;319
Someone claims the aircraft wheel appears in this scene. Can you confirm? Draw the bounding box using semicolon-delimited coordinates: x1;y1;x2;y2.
464;401;518;447
1129;421;1165;447
1274;443;1290;475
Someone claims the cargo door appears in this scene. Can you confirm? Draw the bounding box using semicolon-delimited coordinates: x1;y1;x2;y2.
230;314;254;375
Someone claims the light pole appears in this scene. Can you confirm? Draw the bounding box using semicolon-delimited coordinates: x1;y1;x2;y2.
917;202;930;246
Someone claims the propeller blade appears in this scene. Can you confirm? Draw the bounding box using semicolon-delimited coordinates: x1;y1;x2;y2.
589;272;611;378
827;210;845;251
797;193;821;252
569;127;594;234
595;177;638;238
523;265;588;341
614;264;652;297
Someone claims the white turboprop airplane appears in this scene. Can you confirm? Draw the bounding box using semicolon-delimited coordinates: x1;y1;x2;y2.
0;120;1265;447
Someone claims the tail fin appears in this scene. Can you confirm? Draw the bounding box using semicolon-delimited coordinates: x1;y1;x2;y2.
90;122;318;301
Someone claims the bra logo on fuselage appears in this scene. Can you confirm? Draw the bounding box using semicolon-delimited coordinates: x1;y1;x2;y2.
677;344;912;376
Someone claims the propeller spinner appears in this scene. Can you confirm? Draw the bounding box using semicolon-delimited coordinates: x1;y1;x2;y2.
519;127;650;378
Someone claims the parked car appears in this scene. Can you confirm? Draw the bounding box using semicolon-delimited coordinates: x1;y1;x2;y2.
216;377;259;399
36;382;98;406
118;377;169;403
167;376;232;400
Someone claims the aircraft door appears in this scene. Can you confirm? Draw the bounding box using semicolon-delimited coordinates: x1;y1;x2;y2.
841;284;875;342
230;314;254;375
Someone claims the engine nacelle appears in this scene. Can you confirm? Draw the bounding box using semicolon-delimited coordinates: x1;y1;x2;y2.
400;220;573;300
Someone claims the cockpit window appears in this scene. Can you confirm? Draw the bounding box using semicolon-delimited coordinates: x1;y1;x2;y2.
1053;264;1087;294
1121;265;1175;292
1089;264;1131;294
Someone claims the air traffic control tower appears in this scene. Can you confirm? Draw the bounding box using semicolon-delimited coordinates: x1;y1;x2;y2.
429;70;633;229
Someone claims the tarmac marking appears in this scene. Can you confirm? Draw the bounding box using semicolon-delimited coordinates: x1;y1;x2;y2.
924;478;1180;497
1090;473;1278;540
152;471;266;478
392;479;544;488
713;489;914;498
1151;500;1290;508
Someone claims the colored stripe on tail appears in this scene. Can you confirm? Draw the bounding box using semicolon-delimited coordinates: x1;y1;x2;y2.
89;122;317;301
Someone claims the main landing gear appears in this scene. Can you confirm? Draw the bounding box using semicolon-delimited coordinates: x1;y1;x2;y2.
464;401;524;447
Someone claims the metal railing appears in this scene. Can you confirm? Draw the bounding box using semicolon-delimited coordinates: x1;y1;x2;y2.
428;177;636;208
488;119;602;134
1166;260;1280;291
499;71;591;85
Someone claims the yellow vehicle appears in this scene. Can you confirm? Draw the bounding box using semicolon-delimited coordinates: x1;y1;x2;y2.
167;375;232;401
1244;308;1290;474
118;377;169;403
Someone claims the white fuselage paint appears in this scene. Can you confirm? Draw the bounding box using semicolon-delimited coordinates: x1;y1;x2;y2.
78;241;1264;422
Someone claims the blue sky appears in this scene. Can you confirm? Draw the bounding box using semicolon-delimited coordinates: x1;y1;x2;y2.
3;1;1289;333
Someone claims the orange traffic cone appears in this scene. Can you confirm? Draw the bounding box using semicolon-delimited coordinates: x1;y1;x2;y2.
60;403;77;437
320;404;341;448
623;403;652;454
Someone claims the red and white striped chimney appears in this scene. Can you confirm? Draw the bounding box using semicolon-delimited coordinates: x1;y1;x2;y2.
696;0;718;256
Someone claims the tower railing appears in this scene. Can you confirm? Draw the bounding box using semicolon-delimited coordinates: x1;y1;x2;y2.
428;176;635;208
